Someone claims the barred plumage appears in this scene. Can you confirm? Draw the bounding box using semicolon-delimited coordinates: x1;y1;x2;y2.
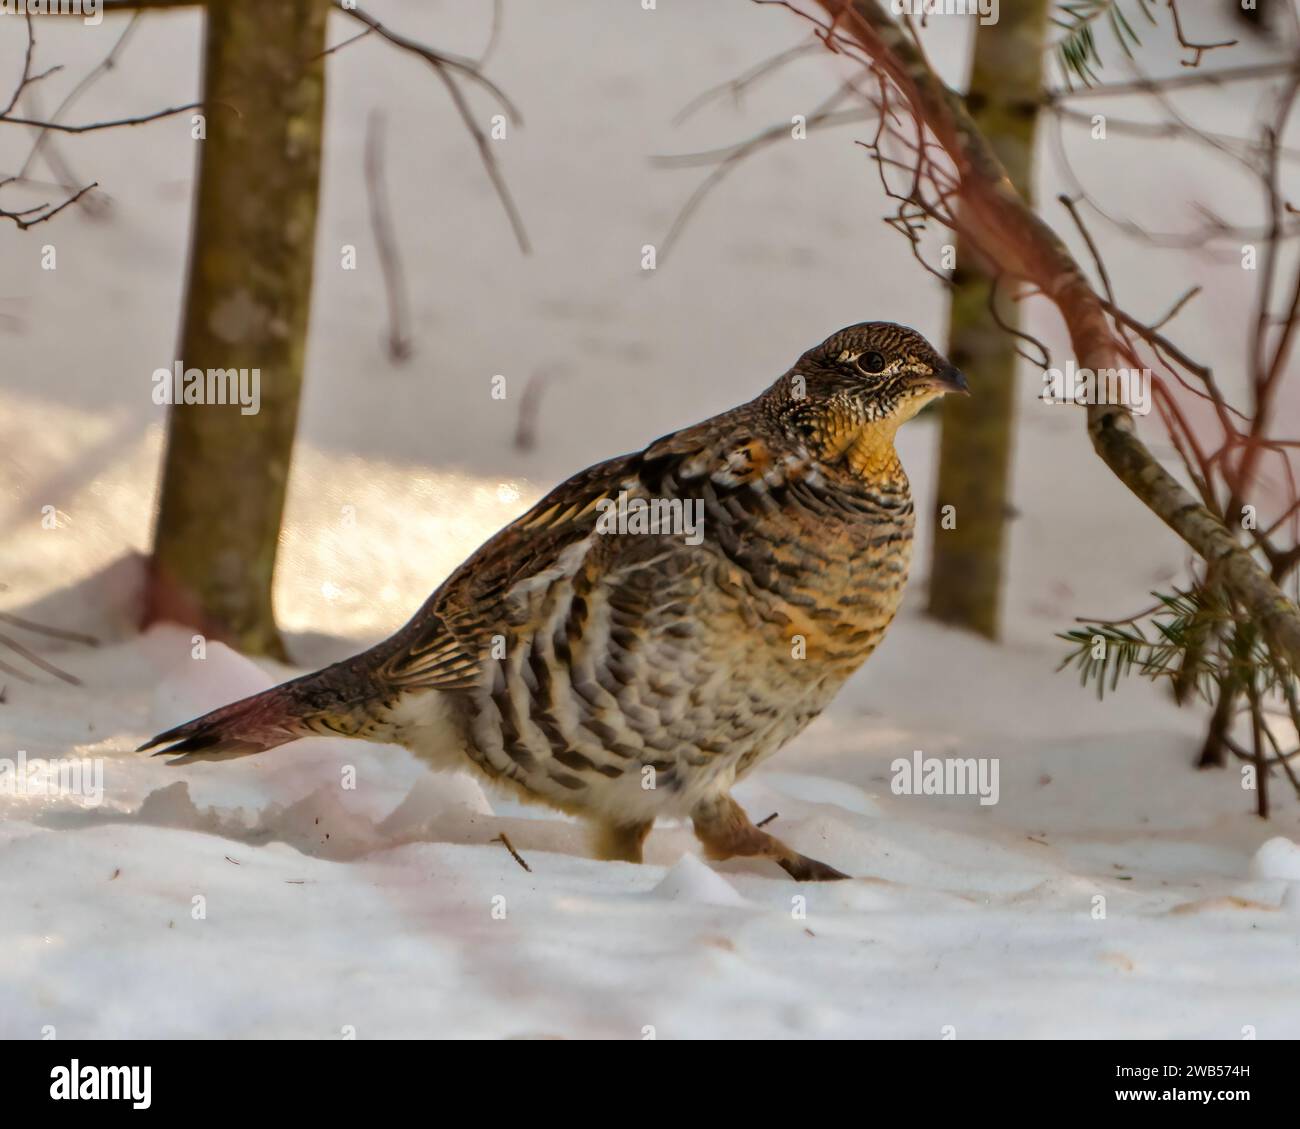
139;322;967;880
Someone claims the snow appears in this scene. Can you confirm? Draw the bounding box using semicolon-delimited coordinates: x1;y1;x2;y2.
4;607;1297;1039
2;2;1299;1038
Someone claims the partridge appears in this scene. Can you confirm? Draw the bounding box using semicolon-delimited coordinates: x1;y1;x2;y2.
140;322;967;880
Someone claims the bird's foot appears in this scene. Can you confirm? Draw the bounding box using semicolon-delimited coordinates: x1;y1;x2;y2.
592;819;654;863
775;852;850;882
692;793;849;882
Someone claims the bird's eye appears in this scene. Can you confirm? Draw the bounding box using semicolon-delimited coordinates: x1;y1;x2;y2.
857;351;886;375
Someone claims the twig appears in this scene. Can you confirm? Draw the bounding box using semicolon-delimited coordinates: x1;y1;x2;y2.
335;1;530;254
0;633;81;685
0;611;98;647
316;26;374;62
656;84;870;258
364;109;413;363
18;12;144;187
0;657;35;684
673;41;821;125
1045;60;1300;102
986;272;1051;369
1166;0;1237;69
1;180;98;230
0;102;203;134
514;370;556;452
477;0;504;67
2;15;37;119
1258;709;1300;801
491;832;532;873
1151;285;1201;330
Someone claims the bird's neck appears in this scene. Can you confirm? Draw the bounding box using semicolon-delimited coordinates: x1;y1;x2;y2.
761;386;910;494
811;419;909;497
843;421;906;483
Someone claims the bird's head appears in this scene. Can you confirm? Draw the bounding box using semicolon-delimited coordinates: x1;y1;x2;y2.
770;322;967;471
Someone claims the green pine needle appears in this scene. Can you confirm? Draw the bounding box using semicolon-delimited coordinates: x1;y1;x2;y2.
1053;1;1157;88
1055;586;1284;703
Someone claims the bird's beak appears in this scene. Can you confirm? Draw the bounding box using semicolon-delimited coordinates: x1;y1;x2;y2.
930;363;969;396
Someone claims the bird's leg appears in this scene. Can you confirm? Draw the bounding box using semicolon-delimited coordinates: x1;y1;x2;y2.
691;794;849;881
591;819;653;863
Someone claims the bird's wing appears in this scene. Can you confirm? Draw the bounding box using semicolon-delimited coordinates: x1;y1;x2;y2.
369;449;650;693
368;414;792;694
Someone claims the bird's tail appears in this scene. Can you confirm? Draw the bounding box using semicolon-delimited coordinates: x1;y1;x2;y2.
136;660;377;764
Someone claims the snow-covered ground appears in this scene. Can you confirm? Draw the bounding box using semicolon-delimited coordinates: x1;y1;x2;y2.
2;1;1299;1038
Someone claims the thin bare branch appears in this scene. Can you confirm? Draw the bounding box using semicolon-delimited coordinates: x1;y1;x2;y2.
656;84;869;258
1;102;202;134
0;633;81;686
335;0;530;254
364;109;413;363
673;41;821;126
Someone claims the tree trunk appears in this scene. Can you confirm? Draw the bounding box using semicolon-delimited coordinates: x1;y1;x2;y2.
145;0;329;659
926;0;1048;638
